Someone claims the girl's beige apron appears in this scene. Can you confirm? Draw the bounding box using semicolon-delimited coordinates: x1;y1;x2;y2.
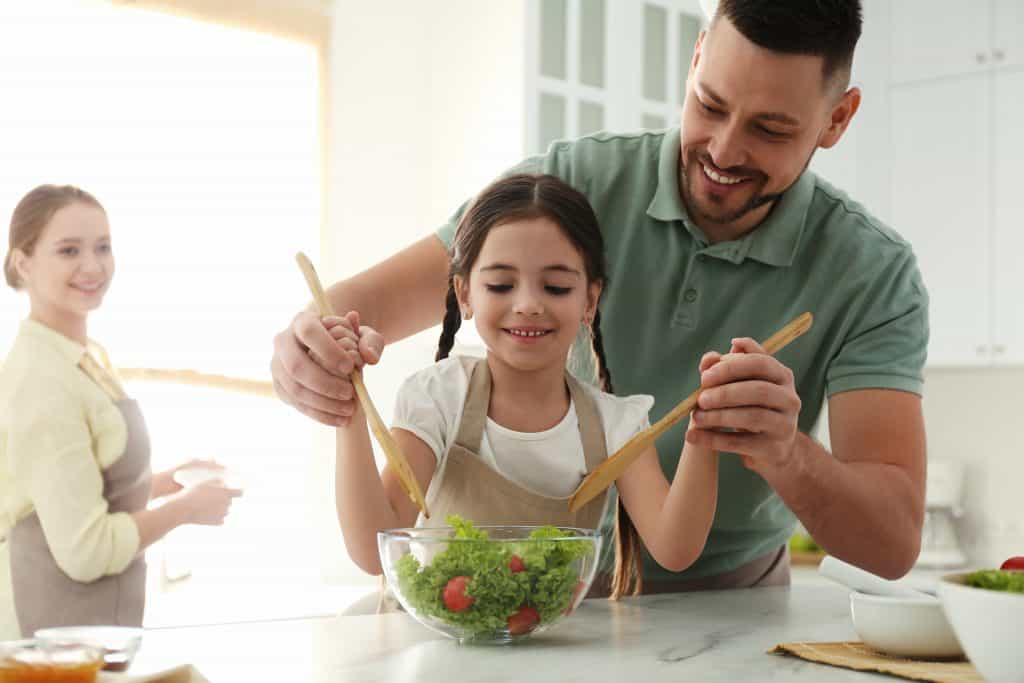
427;356;608;528
9;396;151;636
365;357;609;615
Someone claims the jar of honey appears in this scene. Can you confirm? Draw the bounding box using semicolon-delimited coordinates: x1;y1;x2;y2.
0;640;103;683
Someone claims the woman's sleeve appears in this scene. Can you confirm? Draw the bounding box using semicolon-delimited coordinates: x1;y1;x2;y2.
8;378;139;583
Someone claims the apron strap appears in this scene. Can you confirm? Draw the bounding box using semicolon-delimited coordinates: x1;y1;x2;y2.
453;356;607;472
453;356;490;454
565;373;608;472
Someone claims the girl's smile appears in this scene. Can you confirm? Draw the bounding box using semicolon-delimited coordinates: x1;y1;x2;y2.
456;216;600;374
502;325;554;342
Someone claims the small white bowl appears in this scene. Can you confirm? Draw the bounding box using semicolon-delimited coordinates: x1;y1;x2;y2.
939;572;1024;683
172;466;225;488
850;591;963;659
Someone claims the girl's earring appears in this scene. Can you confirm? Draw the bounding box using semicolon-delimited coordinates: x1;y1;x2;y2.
462;308;473;320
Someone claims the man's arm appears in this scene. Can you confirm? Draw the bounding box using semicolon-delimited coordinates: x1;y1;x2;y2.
687;340;926;579
271;235;450;426
776;388;926;578
325;235;452;345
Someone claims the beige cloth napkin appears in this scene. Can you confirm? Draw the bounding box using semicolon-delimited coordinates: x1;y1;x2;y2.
98;663;209;683
770;642;983;683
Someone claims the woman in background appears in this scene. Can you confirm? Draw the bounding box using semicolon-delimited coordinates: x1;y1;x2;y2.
0;184;242;639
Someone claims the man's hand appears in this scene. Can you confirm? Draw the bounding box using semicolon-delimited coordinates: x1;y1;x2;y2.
686;337;801;473
270;310;384;427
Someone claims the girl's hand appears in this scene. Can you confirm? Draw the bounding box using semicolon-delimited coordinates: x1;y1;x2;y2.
176;480;243;526
688;351;723;436
150;459;225;500
270;310;385;427
687;337;802;472
322;311;385;376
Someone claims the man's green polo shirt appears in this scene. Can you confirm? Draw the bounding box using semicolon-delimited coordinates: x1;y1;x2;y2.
435;128;928;582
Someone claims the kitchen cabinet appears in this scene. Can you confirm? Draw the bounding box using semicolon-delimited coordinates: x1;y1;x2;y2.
890;0;989;84
993;0;1024;71
887;0;1024;365
527;0;704;154
890;76;991;366
890;0;1023;83
992;67;1024;364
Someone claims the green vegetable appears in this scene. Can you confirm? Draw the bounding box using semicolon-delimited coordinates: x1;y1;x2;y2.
394;515;593;637
788;532;822;553
963;569;1024;594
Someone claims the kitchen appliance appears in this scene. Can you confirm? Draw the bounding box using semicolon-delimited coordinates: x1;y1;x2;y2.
917;460;967;568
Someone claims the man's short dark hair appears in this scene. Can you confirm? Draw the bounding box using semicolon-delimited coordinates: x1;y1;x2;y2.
713;0;862;91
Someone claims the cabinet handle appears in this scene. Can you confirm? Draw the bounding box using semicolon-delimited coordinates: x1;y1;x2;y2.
976;345;989;356
976;52;988;64
993;344;1007;355
992;48;1005;62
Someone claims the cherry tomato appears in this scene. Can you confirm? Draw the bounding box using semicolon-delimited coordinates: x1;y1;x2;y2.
509;555;526;573
563;581;587;616
1000;556;1024;571
442;575;475;612
507;605;540;635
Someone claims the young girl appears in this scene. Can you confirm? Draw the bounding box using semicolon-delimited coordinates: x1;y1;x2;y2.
0;184;242;639
332;174;720;598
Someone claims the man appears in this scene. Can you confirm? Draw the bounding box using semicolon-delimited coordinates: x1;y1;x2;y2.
272;0;927;589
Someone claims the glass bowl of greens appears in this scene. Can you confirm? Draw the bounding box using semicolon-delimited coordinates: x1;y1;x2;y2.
379;516;602;645
938;566;1024;682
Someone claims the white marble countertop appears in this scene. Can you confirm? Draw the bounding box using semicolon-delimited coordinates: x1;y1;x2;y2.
129;583;886;682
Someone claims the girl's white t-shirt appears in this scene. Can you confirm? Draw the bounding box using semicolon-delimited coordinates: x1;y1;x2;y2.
391;356;654;499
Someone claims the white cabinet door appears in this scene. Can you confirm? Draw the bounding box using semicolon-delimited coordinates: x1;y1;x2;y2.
890;0;989;84
619;0;705;130
992;67;1024;364
993;0;1024;70
890;76;991;365
528;0;615;154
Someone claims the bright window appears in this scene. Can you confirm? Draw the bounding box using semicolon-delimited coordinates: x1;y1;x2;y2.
0;1;369;624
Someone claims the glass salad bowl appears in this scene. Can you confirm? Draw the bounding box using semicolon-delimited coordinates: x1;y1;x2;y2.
379;517;602;645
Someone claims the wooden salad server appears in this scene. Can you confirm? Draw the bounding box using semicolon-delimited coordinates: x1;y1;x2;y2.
568;312;813;512
295;252;430;518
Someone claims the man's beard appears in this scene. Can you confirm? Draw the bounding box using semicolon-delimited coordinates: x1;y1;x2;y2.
679;151;811;227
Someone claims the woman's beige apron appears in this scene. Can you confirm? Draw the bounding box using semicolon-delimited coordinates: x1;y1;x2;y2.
9;396;151;636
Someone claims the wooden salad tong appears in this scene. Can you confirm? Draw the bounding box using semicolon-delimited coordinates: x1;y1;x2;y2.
568;312;813;512
295;252;430;518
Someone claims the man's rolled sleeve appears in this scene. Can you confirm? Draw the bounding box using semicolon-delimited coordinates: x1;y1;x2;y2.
826;251;930;397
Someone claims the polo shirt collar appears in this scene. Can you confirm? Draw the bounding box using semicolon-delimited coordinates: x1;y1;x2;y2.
20;318;87;365
645;127;815;267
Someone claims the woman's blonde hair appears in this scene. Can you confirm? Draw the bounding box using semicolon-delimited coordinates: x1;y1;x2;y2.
4;184;105;290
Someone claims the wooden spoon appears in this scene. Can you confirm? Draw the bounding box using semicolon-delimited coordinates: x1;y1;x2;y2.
568;312;813;512
295;252;430;518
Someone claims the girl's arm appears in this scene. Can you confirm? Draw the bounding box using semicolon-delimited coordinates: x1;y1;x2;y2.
334;410;437;575
615;441;718;573
614;351;723;573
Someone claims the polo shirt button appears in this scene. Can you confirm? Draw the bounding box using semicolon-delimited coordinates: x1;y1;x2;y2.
684;288;697;302
697;254;707;262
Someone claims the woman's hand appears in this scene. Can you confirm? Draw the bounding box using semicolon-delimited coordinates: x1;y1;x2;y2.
176;480;244;526
150;459;224;500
